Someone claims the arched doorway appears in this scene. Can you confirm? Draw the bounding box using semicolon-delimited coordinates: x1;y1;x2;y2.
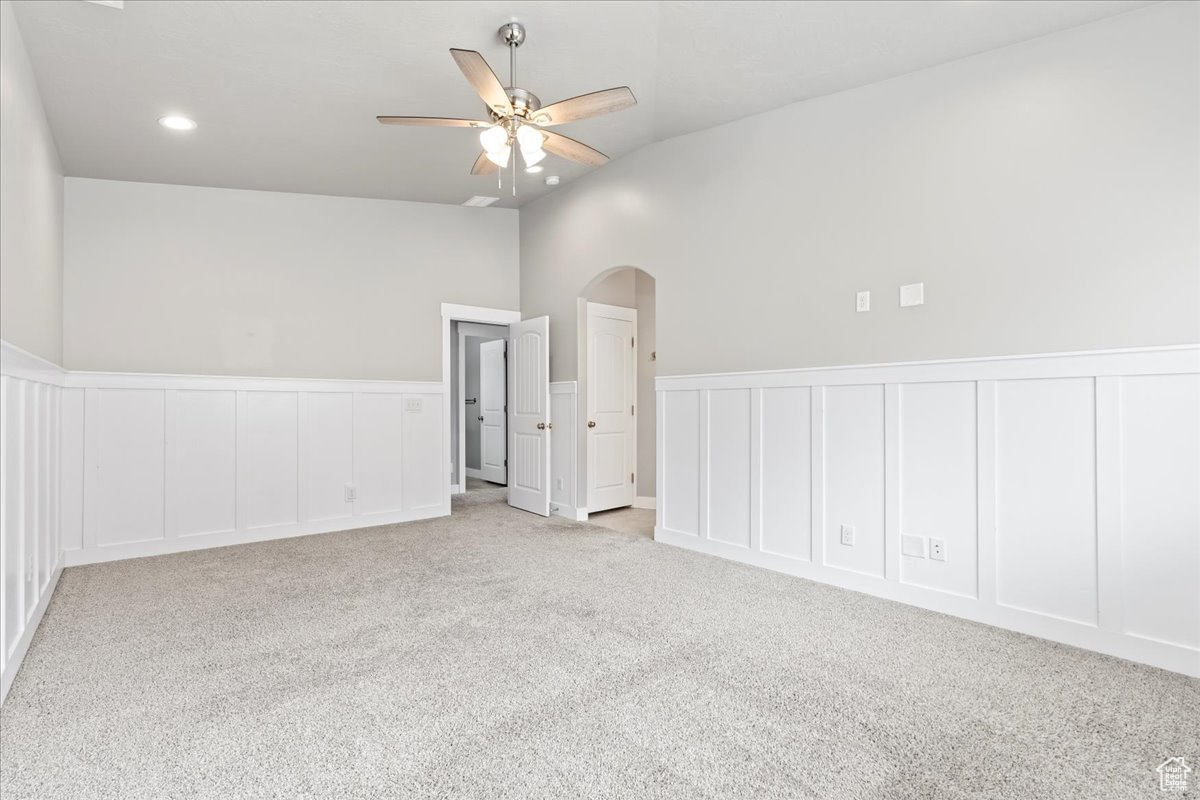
576;267;656;536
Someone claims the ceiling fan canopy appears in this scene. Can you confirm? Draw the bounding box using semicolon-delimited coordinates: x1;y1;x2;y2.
377;22;637;184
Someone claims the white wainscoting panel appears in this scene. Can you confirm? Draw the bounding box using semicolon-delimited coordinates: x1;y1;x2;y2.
1118;373;1200;650
706;389;751;548
170;390;237;538
656;346;1200;676
550;382;581;520
401;394;443;513
661;390;700;537
1;343;65;702
93;389;166;548
899;381;977;598
243;391;300;530
353;393;405;517
823;384;886;578
60;373;447;566
759;387;811;561
995;377;1097;626
305;392;354;524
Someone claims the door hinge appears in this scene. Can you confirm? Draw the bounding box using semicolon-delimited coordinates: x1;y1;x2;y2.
631;336;635;348
631;404;635;416
631;472;635;484
504;458;508;467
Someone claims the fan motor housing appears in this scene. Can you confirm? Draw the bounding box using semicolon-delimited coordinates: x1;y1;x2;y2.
489;87;541;121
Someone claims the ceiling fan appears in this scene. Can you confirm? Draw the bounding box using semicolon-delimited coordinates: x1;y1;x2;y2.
377;22;636;192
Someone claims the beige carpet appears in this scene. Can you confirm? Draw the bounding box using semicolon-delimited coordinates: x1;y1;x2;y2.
1;487;1196;799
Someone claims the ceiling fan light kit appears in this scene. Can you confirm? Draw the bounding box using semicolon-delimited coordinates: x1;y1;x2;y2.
377;21;637;197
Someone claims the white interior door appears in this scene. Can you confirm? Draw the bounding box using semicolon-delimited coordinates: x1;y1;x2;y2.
507;316;550;516
586;303;637;513
479;339;507;485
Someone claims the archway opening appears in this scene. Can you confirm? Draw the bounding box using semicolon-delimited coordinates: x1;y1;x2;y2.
577;267;656;537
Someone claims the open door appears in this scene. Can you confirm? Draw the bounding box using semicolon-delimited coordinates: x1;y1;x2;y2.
507;316;550;516
479;338;507;485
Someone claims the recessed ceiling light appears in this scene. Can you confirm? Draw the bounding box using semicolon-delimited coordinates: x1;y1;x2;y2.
462;195;500;207
545;175;560;186
524;165;544;174
158;115;197;131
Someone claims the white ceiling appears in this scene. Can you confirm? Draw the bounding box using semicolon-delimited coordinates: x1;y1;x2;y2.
13;0;1156;208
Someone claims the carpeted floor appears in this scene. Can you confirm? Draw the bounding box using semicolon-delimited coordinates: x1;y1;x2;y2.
1;487;1196;799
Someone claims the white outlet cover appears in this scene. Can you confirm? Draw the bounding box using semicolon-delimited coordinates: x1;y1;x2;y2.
404;398;422;412
840;524;855;546
930;537;946;561
899;282;925;307
901;534;927;558
856;291;870;312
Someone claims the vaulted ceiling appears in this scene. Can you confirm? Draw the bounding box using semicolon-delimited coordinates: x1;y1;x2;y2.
13;0;1156;207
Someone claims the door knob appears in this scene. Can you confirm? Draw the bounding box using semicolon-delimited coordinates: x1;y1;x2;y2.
537;422;546;430
587;420;596;428
478;416;484;421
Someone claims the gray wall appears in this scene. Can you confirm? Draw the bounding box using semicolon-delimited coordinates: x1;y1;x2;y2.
635;271;656;497
64;178;519;380
1;0;63;364
521;2;1199;383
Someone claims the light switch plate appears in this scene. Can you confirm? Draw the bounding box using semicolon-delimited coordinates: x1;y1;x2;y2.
900;282;925;308
404;397;422;412
901;534;927;558
856;291;870;312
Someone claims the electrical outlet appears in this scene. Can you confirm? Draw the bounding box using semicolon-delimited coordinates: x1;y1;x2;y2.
856;291;870;312
929;538;946;561
556;477;564;491
344;484;357;503
404;397;422;413
840;524;855;546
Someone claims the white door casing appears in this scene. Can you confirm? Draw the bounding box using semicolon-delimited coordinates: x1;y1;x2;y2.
479;339;507;484
586;303;637;513
507;316;551;516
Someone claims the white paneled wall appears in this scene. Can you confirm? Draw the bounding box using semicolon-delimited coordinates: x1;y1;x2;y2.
549;382;582;520
1;344;65;701
656;346;1200;676
63;373;445;565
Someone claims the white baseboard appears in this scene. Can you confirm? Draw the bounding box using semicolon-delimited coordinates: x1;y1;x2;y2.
450;483;463;495
64;506;448;567
633;496;657;510
1;561;64;703
464;468;484;480
655;526;1198;677
551;504;587;522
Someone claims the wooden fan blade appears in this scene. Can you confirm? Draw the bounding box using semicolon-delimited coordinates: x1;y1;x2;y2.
541;131;609;168
376;116;491;128
471;151;498;175
532;87;636;126
450;48;514;117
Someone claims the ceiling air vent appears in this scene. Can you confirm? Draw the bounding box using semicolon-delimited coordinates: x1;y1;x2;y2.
461;196;500;207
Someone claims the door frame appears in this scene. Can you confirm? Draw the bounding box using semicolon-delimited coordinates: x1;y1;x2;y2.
583;301;638;514
441;304;521;501
457;322;508;485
